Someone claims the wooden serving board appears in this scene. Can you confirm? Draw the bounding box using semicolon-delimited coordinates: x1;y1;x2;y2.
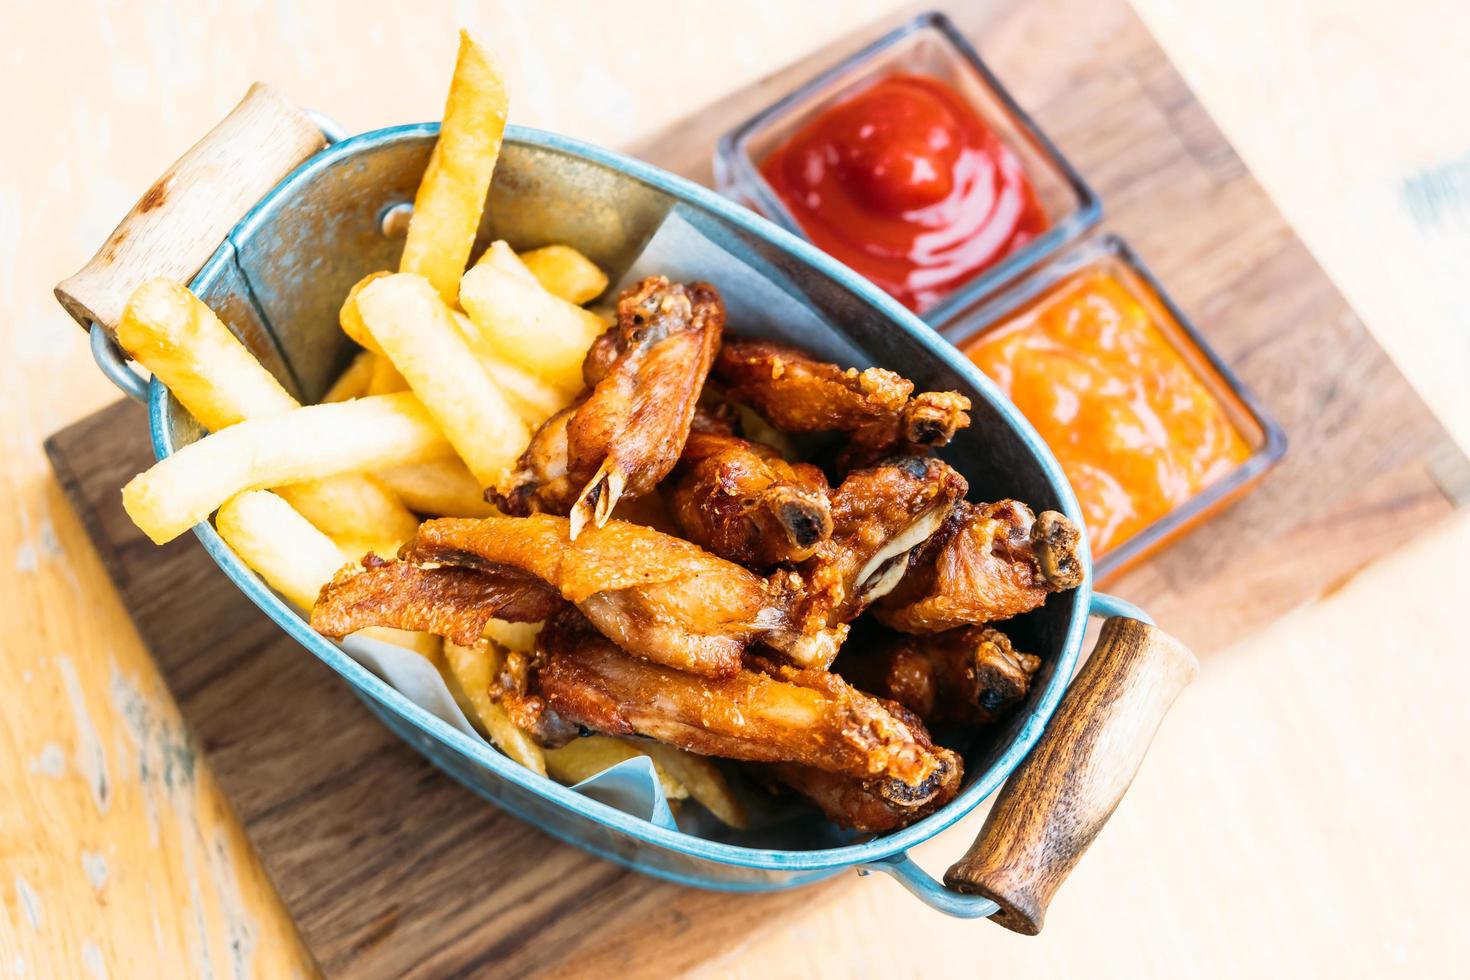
43;0;1470;976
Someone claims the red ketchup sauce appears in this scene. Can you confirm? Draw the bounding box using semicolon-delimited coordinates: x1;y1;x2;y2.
759;73;1048;314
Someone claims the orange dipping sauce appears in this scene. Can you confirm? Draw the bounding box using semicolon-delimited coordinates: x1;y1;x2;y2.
963;270;1250;556
759;74;1048;314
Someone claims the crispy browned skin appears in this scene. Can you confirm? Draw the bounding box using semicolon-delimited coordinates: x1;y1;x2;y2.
534;612;960;796
403;515;782;678
767;695;962;832
669;409;833;568
839;626;1041;726
762;456;968;669
310;554;562;646
874;501;1083;634
496;277;724;534
713;340;971;467
495;648;581;747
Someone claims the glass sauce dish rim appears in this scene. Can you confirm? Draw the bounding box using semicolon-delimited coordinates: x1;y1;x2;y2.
714;9;1102;327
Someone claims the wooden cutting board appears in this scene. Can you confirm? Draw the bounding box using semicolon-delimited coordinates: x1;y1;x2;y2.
43;0;1470;976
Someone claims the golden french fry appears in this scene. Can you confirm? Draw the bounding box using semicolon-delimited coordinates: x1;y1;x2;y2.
459;263;606;393
481;618;541;653
321;349;376;402
638;743;748;828
543;736;688;800
366;354;409;395
215;490;438;662
521;245;608;305
449;310;570;424
116;279;420;549
356;273;530;489
376;458;498;518
117;279;296;427
473;240;539;282
339;271;392;354
123;392;453;545
276;476;418;556
215;490;344;610
400;30;509;304
441;639;547;774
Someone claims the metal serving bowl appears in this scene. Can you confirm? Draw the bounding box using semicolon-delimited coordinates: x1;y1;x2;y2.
66;104;1193;931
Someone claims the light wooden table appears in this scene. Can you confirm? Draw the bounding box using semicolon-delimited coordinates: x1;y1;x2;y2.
2;1;1466;977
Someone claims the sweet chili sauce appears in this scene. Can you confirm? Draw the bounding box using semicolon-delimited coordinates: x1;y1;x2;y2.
963;269;1250;556
759;74;1048;314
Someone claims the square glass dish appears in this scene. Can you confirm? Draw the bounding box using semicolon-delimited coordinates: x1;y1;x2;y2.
714;10;1100;325
941;235;1287;581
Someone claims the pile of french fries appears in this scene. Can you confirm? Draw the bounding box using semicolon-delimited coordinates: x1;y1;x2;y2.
114;31;744;829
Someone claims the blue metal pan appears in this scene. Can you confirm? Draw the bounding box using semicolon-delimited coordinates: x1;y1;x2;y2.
58;91;1197;934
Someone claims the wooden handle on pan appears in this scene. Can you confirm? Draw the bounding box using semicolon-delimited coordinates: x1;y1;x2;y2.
54;83;325;336
945;617;1198;935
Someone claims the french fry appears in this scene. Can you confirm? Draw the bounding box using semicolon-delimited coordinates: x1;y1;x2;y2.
366;354;409;395
442;639;547;774
215;490;439;662
450;311;570;424
321;349;376;402
637;743;748;828
117;279;296;426
543;736;688;800
351;258;568;426
116;279;419;549
376;458;498;518
472;240;539;282
520;245;608;305
459;263;606;393
339;271;393;354
481;618;541;654
356;273;530;488
400;30;509;304
278;477;417;557
123;392;453;545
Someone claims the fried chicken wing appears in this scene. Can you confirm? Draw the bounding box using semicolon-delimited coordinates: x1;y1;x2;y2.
839;626;1041;726
496;276;724;535
310;554;563;646
713;340;971;467
403;515;782;677
534;611;961;798
873;501;1083;634
763;456;968;669
669;408;833;568
767;714;962;833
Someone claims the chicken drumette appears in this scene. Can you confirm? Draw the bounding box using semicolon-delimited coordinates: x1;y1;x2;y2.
838;625;1042;727
496;276;724;536
874;500;1083;634
762;455;969;669
668;407;833;569
714;339;971;469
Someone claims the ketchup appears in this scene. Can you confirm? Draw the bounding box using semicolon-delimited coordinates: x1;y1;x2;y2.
760;74;1048;313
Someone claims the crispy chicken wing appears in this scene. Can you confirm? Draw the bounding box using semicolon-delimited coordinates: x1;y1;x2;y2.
714;340;971;468
402;515;783;677
669;408;833;568
839;625;1041;726
874;501;1083;634
762;456;968;669
534;611;961;799
496;276;724;536
310;554;563;646
767;697;963;833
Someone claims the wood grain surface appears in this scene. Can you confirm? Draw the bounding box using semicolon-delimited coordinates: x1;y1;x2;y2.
10;0;1470;976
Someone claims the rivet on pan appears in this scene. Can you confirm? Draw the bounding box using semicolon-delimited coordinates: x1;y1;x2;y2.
380;202;413;238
